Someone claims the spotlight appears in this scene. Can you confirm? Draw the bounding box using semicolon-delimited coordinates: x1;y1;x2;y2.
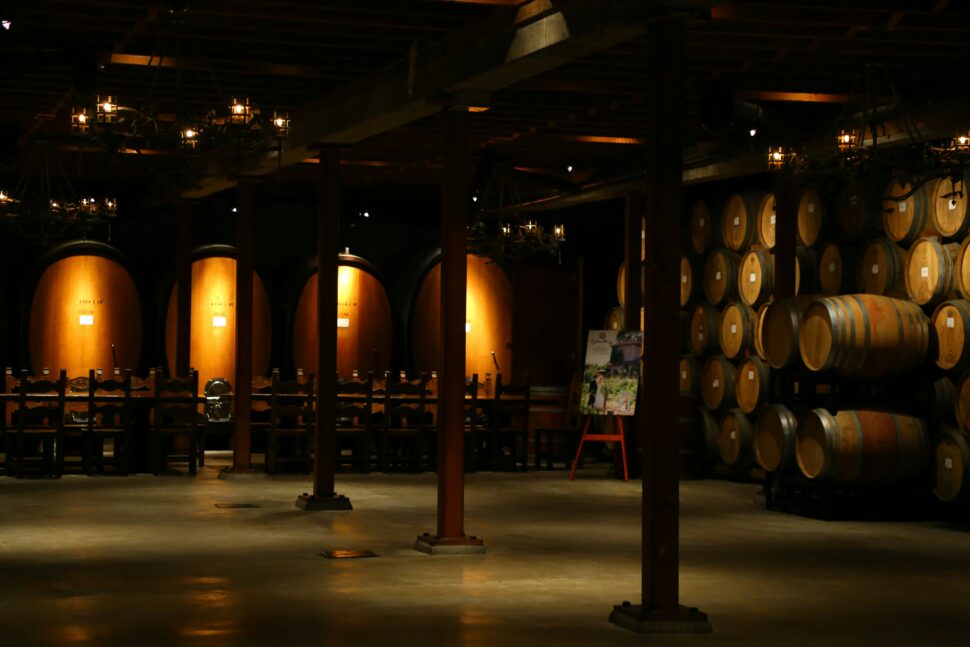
566;165;573;172
2;20;11;30
231;207;238;213
749;128;757;137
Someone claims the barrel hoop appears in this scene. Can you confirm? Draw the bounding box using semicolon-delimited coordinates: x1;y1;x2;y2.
846;410;866;482
849;295;873;375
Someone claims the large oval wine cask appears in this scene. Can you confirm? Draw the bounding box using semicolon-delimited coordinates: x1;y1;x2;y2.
757;193;777;250
680;255;701;307
703;248;740;306
688;199;719;255
736;355;770;414
905;237;959;307
882;177;939;244
797;185;825;248
738;248;773;307
718;408;754;467
931;300;970;372
754;404;797;473
798;295;929;377
718;302;756;360
929;172;970;239
28;241;142;378
700;354;736;410
838;176;879;241
796;408;930;483
165;248;272;393
817;241;855;295
857;238;908;297
679;355;699;394
411;254;512;381
761;296;817;369
721;192;765;252
688;303;721;357
933;426;970;502
292;257;393;380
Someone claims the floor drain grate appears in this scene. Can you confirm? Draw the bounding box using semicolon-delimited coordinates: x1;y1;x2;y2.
321;550;379;559
214;503;260;509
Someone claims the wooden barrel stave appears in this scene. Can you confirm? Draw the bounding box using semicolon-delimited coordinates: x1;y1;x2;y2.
688;199;720;255
797;185;825;248
680;255;702;307
679;355;700;394
882;177;939;244
721;192;766;252
754;403;797;473
817;241;855;295
736;355;770;414
761;295;817;369
718;302;757;360
703;248;741;306
738;248;773;307
700;354;737;410
930;172;970;239
718;408;754;467
905;237;959;307
838;176;879;241
955;237;970;300
688;303;721;357
931;300;970;372
857;238;908;297
933;425;970;502
758;193;777;250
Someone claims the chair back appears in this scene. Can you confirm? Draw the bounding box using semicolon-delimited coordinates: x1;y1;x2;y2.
383;374;429;428
15;369;67;430
153;368;199;428
337;372;374;428
493;373;532;428
88;368;132;431
270;369;315;433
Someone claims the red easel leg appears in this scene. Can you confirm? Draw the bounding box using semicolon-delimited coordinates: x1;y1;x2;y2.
569;417;592;480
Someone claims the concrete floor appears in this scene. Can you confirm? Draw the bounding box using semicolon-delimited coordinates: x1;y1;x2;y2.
1;460;969;647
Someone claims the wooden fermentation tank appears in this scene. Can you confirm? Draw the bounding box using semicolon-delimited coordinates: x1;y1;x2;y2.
164;245;271;392
27;241;142;377
291;255;393;379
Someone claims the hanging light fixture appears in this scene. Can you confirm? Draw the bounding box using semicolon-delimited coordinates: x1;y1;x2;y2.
96;95;118;124
767;146;795;170
229;97;252;125
272;111;290;138
553;224;566;241
836;129;858;153
71;107;90;133
951;132;970;153
180;126;200;149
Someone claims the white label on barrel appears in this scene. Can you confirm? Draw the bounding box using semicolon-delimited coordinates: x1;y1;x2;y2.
712;379;719;389
749;272;756;283
715;271;722;280
730;324;737;334
733;216;740;227
899;201;907;213
950;199;958;211
921;266;929;278
730;431;736;440
828;262;836;273
808;203;815;214
698;332;704;340
947;316;955;329
872;264;880;275
681;371;687;380
945;458;953;469
748;370;755;380
699;218;705;226
770;215;776;225
682;274;688;284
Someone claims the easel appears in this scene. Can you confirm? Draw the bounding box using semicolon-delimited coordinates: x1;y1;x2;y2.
569;415;629;482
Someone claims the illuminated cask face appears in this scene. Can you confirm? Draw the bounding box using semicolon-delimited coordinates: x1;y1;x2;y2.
411;255;513;380
29;253;142;378
292;264;393;379
165;255;271;392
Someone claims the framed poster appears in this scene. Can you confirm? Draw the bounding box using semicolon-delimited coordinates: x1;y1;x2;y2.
579;329;643;416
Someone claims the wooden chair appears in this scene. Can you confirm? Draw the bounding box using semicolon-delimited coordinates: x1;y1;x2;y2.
150;369;199;475
266;370;315;474
9;369;66;478
336;372;375;472
62;373;91;473
86;368;133;475
250;374;273;456
379;374;430;472
463;374;489;472
485;374;531;471
532;375;583;470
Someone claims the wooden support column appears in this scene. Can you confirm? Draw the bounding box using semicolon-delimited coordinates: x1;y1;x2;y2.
415;108;484;555
297;148;352;510
175;202;194;377
231;181;256;472
609;20;711;634
773;171;799;299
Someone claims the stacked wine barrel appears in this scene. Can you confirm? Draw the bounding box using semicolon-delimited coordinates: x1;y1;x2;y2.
681;173;970;507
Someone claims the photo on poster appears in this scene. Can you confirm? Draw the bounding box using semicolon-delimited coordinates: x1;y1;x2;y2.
579;329;642;416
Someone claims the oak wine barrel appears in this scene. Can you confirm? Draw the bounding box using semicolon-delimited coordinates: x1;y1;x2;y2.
718;408;754;468
817;241;855;295
761;295;817;369
688;199;720;255
738;248;773;307
882;177;939;244
703;248;741;306
905;237;958;308
164;246;272;393
411;254;513;381
616;261;645;309
604;306;625;331
753;302;770;360
721;192;765;252
955;237;970;300
929;172;970;239
699;407;720;462
757;193;777;250
798;294;929;377
794;246;817;295
837;176;879;241
754;404;797;473
933;426;970;502
292;256;393;380
736;355;770;414
857;238;908;297
688;302;721;357
917;374;956;423
718;302;756;360
680;255;701;307
931;300;970;372
796;185;825;248
956;370;970;430
796;408;930;483
680;355;699;394
28;241;142;378
700;354;736;410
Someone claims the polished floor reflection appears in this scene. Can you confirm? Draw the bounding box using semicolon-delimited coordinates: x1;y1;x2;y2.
1;461;969;646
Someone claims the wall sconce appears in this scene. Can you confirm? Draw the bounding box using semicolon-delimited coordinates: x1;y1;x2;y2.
229;97;252;125
337;317;350;328
103;198;118;216
79;314;94;326
836;129;858;153
181;127;199;149
523;220;538;236
952;132;970;153
501;223;512;237
553;223;566;241
272;111;290;137
71;107;90;133
212;315;227;328
767;146;794;170
96;95;117;124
